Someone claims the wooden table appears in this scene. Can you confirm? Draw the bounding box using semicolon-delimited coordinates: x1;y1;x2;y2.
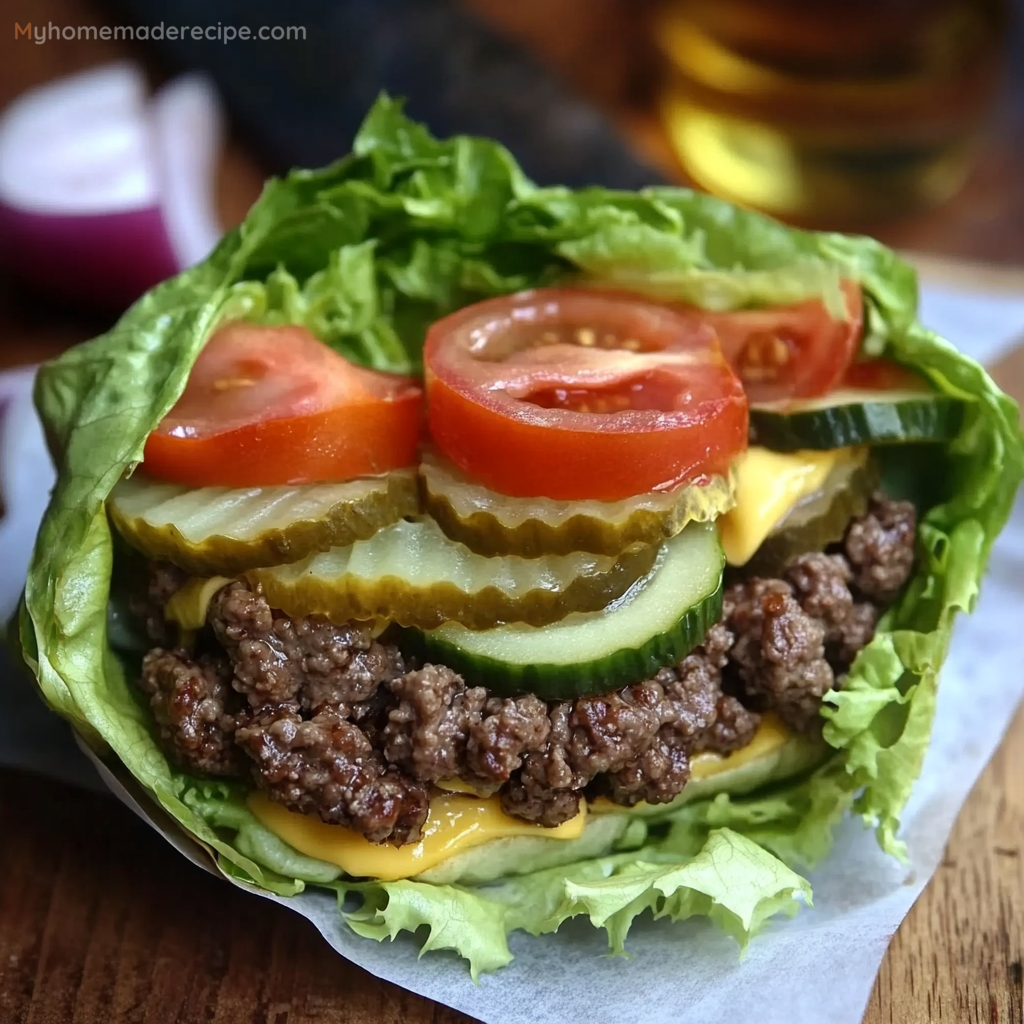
0;1;1022;1021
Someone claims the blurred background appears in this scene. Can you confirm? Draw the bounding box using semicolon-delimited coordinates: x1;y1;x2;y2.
1;0;1024;355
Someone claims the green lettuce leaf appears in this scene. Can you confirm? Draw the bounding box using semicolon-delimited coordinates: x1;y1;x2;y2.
13;96;1024;973
176;779;808;980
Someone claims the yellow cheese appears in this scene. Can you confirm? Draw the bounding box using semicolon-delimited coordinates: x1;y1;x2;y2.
248;791;587;881
435;776;489;796
688;711;789;781
164;575;233;630
718;446;855;566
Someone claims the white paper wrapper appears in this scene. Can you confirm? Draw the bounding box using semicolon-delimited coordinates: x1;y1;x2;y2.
2;281;1023;1024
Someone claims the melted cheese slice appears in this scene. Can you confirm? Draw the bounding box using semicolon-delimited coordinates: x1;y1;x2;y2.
164;575;233;630
688;711;789;780
248;791;587;881
718;446;858;566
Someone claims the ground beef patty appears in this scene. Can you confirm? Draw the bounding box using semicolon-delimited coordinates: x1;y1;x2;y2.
135;493;916;844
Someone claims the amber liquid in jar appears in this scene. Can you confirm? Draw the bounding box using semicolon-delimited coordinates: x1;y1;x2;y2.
657;0;1006;223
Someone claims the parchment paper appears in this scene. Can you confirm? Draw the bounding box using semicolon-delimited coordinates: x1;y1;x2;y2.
2;280;1023;1024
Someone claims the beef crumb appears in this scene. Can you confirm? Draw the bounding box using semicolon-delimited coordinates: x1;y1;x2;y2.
138;647;244;776
843;494;916;601
234;703;430;845
383;665;489;784
785;551;878;667
505;626;755;823
723;579;834;732
209;581;404;708
384;665;553;791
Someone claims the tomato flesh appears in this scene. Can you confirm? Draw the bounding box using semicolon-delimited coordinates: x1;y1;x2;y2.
525;369;693;414
424;290;748;501
144;322;423;488
841;358;929;391
671;279;863;403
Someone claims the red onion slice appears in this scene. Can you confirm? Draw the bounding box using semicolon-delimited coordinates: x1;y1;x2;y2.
151;72;223;270
0;62;223;310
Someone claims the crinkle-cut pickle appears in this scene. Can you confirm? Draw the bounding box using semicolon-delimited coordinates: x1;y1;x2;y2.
107;469;419;576
419;448;735;558
406;521;725;698
743;458;875;577
246;517;659;630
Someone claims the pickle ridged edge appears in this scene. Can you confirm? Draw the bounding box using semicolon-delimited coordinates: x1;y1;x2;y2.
245;519;661;631
107;469;420;576
420;450;734;558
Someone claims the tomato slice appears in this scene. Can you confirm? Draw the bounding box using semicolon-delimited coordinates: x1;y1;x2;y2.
144;322;423;488
671;280;863;403
840;358;929;391
424;289;748;501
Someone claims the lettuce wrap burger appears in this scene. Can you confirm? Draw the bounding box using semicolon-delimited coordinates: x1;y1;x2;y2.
13;98;1024;976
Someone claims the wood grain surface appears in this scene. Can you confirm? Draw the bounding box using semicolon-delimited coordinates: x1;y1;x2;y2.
0;1;1022;1022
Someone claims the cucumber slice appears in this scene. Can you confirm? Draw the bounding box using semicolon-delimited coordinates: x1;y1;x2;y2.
749;388;966;451
108;470;419;575
406;521;724;699
421;448;734;558
248;517;659;631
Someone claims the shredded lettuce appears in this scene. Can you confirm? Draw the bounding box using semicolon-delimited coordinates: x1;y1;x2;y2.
12;96;1024;974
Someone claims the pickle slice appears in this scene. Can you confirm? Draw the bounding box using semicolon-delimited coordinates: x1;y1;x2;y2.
247;517;659;630
107;470;419;576
743;460;875;577
420;448;735;558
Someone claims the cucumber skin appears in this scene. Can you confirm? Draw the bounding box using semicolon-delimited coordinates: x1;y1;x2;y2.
749;395;965;451
404;581;723;700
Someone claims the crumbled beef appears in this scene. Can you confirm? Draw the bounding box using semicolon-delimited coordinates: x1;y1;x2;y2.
501;774;584;828
569;684;666;779
383;665;489;784
719;496;914;732
209;581;404;708
384;665;553;792
785;551;878;666
601;731;690;806
467;694;552;785
234;703;429;845
129;562;188;644
504;628;750;823
694;695;762;755
661;624;738;745
723;579;834;732
501;703;583;826
137;647;243;776
843;494;916;601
